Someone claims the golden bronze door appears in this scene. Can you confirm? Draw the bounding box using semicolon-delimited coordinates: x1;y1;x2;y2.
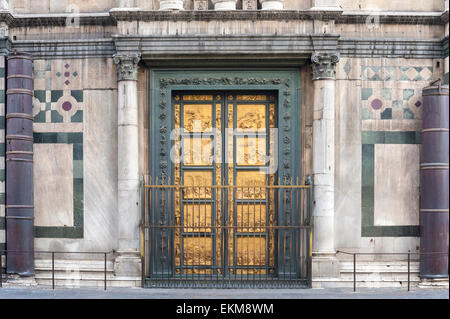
172;92;277;276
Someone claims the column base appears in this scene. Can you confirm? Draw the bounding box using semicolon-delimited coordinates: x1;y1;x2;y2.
312;252;340;278
418;277;449;288
5;274;37;286
114;251;142;277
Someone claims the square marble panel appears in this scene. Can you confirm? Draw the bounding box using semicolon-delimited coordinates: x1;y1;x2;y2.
34;143;74;227
374;144;420;226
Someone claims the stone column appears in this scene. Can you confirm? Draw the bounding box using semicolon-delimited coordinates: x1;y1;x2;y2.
159;0;185;10
311;52;340;279
260;0;284;10
212;0;237;10
113;53;142;277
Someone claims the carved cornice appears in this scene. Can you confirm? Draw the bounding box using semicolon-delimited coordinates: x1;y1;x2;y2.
311;52;340;80
113;52;141;81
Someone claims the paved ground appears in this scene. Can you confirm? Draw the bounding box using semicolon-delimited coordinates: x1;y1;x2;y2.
0;286;448;299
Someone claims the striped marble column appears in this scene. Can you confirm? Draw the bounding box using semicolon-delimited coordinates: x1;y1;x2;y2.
0;56;5;254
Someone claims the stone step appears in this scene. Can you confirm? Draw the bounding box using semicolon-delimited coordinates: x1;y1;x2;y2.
35;259;115;272
34;278;142;288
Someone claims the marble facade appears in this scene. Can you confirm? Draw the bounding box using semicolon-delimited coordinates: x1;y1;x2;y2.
0;0;448;287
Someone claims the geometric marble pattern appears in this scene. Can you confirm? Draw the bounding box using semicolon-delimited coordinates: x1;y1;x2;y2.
362;66;433;82
33;132;84;238
361;131;421;237
361;65;433;122
361;87;423;121
33;60;84;124
32;59;85;239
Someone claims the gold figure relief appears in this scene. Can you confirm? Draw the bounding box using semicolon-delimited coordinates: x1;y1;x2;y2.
183;104;212;132
236;104;266;132
182;137;213;166
183;204;212;232
236;137;267;166
172;92;276;276
236;204;266;233
183;171;212;199
236;171;266;199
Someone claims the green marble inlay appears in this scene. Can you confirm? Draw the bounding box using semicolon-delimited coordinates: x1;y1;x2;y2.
33;132;83;239
361;131;421;237
361;88;373;100
71;110;83;123
71;90;83;103
0;169;4;182
403;89;415;101
380;108;392;119
445;72;449;85
392;100;403;108
0;90;4;104
34;90;46;103
0;68;5;78
0;217;4;230
51;90;63;103
0;143;4;157
0;116;4;129
403;108;415;119
381;88;392;100
361;108;372;120
0;193;4;205
51;110;63;123
34;111;46;123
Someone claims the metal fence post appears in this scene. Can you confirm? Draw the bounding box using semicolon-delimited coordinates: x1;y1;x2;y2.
353;253;356;292
104;253;107;291
408;252;410;292
52;252;55;290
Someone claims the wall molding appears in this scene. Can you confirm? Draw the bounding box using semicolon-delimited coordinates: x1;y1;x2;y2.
0;10;447;28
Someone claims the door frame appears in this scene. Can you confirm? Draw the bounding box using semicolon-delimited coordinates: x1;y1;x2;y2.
148;69;302;278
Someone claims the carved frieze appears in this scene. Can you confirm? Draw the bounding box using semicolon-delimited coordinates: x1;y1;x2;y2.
311;52;340;80
113;53;141;81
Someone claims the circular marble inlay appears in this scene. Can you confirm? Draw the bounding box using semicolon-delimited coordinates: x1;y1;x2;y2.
371;98;383;110
415;101;422;107
62;101;72;111
64;72;70;77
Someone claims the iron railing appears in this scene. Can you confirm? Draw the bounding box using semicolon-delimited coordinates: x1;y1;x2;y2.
0;250;112;290
336;251;449;292
140;177;313;288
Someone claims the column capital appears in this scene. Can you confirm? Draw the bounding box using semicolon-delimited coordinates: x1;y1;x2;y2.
311;52;340;80
113;52;141;81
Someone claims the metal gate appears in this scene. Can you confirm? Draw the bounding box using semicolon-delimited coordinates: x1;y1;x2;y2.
141;92;311;288
141;180;312;288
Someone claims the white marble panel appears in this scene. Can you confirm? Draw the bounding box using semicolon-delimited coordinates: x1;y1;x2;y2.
374;144;420;226
34;144;74;227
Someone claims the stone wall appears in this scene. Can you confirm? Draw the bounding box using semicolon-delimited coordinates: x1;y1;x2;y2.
335;57;445;258
32;57;119;254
